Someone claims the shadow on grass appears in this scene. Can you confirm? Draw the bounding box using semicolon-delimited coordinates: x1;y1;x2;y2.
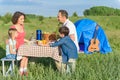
0;46;6;63
29;57;57;70
0;46;6;57
0;46;6;75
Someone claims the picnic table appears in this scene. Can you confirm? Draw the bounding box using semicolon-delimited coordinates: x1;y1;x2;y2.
17;44;62;62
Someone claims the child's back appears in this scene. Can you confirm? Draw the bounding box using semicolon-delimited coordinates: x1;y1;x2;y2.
6;39;16;56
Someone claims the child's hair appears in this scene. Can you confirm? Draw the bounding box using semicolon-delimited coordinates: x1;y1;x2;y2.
59;26;69;36
49;33;57;42
8;28;17;38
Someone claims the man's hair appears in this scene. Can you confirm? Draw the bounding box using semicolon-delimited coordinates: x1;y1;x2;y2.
8;28;17;38
59;10;68;19
12;11;25;24
59;26;69;36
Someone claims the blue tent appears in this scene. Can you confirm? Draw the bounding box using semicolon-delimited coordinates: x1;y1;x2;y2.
74;18;112;54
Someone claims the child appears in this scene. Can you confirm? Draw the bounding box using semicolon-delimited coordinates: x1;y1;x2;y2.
48;26;78;73
48;33;57;43
5;28;18;59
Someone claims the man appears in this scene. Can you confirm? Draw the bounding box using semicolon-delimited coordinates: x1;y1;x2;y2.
55;10;79;73
57;9;79;51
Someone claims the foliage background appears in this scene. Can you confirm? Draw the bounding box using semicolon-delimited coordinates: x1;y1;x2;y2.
84;6;120;16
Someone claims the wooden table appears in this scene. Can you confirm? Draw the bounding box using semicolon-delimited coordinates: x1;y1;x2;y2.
17;44;62;62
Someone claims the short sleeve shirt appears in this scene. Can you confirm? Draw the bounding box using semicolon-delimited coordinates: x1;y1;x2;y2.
6;39;16;55
63;19;79;51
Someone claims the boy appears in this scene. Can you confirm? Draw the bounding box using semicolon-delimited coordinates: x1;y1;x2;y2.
48;26;78;73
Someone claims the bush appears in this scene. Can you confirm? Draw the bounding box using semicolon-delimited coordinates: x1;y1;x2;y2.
0;16;1;19
49;16;52;19
24;16;31;23
38;16;44;21
72;12;78;17
1;12;12;24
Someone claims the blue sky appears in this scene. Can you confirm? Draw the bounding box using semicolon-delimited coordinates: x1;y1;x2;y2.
0;0;120;17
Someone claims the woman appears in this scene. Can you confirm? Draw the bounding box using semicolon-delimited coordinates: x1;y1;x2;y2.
10;11;29;76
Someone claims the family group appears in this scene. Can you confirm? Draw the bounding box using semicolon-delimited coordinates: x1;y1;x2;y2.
3;9;79;76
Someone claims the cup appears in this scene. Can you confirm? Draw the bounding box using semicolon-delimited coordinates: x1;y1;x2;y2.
37;40;42;46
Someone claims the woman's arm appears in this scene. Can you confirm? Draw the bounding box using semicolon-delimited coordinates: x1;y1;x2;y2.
24;39;30;43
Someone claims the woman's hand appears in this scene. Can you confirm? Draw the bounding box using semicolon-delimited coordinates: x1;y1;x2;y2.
24;39;35;45
28;41;34;44
24;39;30;43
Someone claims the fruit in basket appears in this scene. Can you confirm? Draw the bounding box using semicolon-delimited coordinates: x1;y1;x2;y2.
42;40;47;44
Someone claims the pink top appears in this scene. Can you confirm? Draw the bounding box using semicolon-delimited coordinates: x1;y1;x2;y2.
10;25;25;49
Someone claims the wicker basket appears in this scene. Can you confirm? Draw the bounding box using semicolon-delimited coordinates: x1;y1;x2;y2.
42;33;50;42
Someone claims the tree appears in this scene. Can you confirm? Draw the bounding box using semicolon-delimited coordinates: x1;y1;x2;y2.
83;6;120;16
72;12;78;17
83;9;89;16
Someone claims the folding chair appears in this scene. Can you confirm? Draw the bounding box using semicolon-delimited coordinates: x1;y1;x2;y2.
1;58;15;76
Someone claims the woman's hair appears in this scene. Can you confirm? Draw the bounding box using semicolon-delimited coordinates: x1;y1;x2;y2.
59;26;69;36
12;11;25;24
59;10;68;19
8;28;17;38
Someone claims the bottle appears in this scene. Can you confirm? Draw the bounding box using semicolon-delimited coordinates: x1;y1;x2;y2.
29;32;35;41
36;30;42;40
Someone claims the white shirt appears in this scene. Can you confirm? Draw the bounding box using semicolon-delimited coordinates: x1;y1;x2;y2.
6;39;22;60
6;39;16;55
63;19;79;51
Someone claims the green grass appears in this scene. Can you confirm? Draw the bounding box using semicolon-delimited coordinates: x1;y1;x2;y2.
0;16;120;80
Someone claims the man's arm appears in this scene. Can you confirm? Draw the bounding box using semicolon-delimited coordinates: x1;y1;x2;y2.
69;34;75;41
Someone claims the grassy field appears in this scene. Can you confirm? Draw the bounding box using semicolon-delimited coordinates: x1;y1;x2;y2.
0;16;120;80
